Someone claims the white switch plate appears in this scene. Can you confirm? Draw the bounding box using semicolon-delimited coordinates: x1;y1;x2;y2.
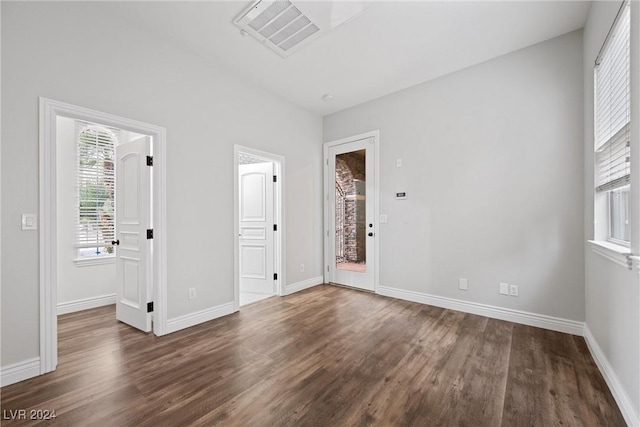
189;288;196;299
509;284;519;297
458;278;468;291
499;283;509;295
21;214;37;231
379;214;388;223
396;158;402;167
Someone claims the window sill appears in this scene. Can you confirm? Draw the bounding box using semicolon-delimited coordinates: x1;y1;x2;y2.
588;240;632;269
74;256;115;267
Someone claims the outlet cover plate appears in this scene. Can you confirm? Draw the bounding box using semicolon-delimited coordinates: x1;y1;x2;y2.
499;283;509;295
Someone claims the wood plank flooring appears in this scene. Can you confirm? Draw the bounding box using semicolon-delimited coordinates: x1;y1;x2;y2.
0;285;625;426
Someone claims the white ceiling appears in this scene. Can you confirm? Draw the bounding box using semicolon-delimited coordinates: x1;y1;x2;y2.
105;1;591;116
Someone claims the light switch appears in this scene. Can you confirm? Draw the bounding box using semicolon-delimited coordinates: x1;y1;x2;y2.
396;158;402;167
22;214;37;231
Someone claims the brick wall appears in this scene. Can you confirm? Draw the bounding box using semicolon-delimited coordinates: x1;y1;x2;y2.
335;151;366;263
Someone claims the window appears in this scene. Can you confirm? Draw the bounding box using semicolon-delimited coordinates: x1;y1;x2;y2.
76;126;116;258
594;1;630;246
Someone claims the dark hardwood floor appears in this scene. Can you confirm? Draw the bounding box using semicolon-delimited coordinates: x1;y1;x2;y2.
1;285;625;426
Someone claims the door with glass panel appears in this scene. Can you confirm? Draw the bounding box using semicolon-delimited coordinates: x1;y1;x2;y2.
327;138;375;291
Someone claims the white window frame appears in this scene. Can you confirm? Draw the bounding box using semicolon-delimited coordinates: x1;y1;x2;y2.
74;124;117;265
593;1;632;251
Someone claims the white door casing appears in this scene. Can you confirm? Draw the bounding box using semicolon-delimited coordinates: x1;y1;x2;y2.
39;97;167;377
115;136;152;331
324;131;379;292
239;162;275;295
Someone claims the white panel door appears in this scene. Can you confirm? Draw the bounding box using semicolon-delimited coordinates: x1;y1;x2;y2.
328;138;375;291
115;136;152;332
239;162;275;295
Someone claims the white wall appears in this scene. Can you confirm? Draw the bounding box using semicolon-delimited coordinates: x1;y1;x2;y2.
324;31;585;321
56;116;116;307
1;2;323;367
583;2;640;423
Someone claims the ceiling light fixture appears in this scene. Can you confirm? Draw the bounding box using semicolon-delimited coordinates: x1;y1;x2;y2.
322;94;334;102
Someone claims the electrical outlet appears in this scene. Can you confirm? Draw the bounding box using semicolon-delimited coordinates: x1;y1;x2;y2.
458;278;468;291
509;284;519;297
499;283;509;295
189;288;196;299
300;264;305;272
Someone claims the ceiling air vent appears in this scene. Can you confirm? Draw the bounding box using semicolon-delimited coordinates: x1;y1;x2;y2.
234;0;368;58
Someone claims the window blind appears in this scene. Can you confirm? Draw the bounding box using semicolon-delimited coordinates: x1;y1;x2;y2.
76;126;116;249
594;1;630;193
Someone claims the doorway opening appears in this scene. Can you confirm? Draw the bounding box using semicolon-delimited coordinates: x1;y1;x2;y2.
55;116;153;329
324;131;379;292
39;98;168;375
234;145;285;310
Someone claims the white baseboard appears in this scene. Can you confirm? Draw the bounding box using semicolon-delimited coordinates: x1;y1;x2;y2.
284;275;324;296
0;357;41;387
166;302;236;334
377;285;584;336
57;294;116;315
584;325;640;427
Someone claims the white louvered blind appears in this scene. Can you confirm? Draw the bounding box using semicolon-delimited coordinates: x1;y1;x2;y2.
595;1;630;192
76;126;116;252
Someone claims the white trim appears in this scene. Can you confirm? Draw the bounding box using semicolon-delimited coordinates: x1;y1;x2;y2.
629;255;640;273
39;98;169;378
377;285;584;336
284;276;324;295
57;294;116;315
588;240;633;269
584;325;640;427
233;145;286;313
166;302;235;335
323;130;380;292
0;358;41;387
73;256;115;267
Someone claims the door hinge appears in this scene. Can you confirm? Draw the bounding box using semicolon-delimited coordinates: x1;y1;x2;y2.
274;273;278;280
327;265;329;272
326;159;328;166
273;175;277;183
273;224;277;231
146;156;153;166
147;229;154;239
147;302;154;313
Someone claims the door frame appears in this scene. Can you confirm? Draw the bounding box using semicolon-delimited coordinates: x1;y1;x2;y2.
233;145;285;311
39;97;168;375
323;130;380;292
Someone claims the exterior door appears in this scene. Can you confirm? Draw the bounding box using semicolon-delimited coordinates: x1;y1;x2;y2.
328;138;375;291
239;162;275;295
115;136;152;332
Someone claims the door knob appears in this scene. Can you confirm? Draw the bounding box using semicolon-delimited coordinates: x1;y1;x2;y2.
368;232;374;237
111;240;120;246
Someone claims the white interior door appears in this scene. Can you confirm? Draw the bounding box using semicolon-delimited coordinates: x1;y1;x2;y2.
115;136;152;332
239;162;275;295
328;138;375;291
